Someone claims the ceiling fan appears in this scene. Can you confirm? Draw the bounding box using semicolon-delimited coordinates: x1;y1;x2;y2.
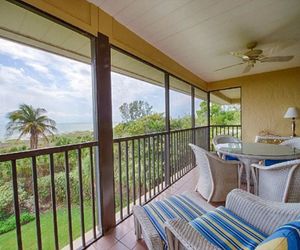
216;41;294;73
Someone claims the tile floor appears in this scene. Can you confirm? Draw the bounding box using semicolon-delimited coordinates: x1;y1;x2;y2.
87;167;205;250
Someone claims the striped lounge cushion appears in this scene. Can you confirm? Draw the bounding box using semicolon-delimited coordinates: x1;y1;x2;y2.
189;206;268;250
143;194;206;246
256;221;300;250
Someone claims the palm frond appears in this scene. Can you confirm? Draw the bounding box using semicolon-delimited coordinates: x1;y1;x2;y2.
36;108;47;116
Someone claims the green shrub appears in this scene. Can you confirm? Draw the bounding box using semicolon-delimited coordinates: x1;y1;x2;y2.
0;183;31;218
0;212;35;235
37;163;92;207
37;175;51;206
0;183;14;217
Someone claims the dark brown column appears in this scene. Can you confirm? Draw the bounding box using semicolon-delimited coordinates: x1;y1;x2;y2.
191;86;195;144
164;73;171;186
207;92;211;151
92;33;115;233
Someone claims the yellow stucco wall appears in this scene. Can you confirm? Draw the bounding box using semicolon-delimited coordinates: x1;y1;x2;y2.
209;67;300;142
22;0;207;89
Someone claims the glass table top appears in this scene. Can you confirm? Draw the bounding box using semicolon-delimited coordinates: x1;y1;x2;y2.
217;142;300;159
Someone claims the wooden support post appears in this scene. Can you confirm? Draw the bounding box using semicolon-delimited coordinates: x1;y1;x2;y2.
92;33;115;233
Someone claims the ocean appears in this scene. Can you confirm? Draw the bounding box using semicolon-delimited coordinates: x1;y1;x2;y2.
0;122;93;141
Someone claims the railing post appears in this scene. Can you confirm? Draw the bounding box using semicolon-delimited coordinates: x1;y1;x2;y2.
164;73;171;186
11;160;23;250
207;92;211;151
92;33;115;233
191;86;195;144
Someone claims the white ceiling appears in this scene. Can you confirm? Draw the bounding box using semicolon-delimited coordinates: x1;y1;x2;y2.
88;0;300;82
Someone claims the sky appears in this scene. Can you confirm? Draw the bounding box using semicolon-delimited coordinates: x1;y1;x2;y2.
0;37;195;139
0;37;93;125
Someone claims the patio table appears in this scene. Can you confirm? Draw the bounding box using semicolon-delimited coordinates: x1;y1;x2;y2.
216;142;300;193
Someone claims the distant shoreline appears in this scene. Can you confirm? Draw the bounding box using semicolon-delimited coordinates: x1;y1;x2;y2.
0;122;94;141
0;129;93;146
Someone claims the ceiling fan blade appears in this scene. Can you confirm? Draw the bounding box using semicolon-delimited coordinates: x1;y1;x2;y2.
243;64;252;73
260;56;294;62
215;62;245;72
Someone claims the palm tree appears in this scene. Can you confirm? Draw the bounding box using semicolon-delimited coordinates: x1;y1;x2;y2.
6;104;57;149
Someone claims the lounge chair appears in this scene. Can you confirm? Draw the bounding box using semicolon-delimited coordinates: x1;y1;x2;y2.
133;189;300;250
133;191;215;250
165;189;300;250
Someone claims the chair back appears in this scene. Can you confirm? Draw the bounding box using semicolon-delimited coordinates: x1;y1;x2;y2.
280;138;300;149
285;162;300;202
189;144;212;200
213;135;240;146
212;135;241;152
258;160;300;202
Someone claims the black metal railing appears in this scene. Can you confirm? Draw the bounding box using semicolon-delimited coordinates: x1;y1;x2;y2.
0;141;100;250
0;125;241;249
113;126;209;223
210;125;242;150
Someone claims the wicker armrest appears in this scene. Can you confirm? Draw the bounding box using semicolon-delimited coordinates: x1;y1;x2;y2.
225;189;300;235
133;205;164;250
165;218;218;250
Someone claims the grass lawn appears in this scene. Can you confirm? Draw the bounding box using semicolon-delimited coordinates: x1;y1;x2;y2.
0;204;95;250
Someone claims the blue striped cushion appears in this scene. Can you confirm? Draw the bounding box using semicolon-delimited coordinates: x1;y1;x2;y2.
256;221;300;250
143;194;206;246
189;206;268;250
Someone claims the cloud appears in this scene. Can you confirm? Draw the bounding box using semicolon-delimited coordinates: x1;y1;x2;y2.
170;90;191;118
111;72;165;124
0;38;93;127
26;62;50;75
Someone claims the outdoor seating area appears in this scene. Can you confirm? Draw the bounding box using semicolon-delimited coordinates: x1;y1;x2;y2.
0;1;300;250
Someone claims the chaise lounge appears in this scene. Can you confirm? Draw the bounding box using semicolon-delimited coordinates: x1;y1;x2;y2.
134;189;300;250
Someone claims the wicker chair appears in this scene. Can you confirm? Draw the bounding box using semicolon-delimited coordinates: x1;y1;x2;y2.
212;135;241;157
212;135;241;159
211;135;244;187
212;135;241;149
189;144;239;203
165;189;300;250
251;159;300;202
280;137;300;149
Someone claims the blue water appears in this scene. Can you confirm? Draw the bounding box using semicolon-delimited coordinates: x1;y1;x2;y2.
0;122;93;141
